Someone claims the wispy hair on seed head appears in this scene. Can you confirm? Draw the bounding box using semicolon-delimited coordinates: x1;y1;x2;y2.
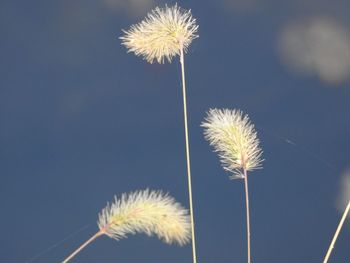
98;189;191;246
202;108;263;179
120;4;199;64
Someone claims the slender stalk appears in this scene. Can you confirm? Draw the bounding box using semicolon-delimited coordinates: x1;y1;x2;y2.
323;200;350;263
179;45;197;263
243;169;251;263
61;231;103;263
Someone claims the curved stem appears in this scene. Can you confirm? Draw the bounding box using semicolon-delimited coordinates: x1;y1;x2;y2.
323;200;350;263
61;231;103;263
243;169;251;263
180;46;197;263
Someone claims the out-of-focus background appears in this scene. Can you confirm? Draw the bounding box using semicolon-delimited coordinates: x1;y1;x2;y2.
1;0;350;262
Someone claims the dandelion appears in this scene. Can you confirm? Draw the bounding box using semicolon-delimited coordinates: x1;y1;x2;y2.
121;5;199;263
61;189;191;263
120;4;198;64
202;108;263;263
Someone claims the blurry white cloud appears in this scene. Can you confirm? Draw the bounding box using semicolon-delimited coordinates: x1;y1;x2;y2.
278;17;350;85
337;169;350;214
103;0;156;17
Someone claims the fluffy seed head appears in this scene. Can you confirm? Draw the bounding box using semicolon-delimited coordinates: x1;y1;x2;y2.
120;4;199;64
202;108;263;179
97;189;191;246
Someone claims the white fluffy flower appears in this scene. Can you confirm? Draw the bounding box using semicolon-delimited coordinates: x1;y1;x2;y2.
120;4;198;64
202;108;263;179
98;189;191;245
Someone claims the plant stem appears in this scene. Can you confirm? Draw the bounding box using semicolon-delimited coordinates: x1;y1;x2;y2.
180;46;197;263
243;169;251;263
61;231;103;263
323;200;350;263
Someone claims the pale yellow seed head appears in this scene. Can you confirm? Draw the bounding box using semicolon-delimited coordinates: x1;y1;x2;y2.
202;108;263;179
97;189;191;246
120;4;198;64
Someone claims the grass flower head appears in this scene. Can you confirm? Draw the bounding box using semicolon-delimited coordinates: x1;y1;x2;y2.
120;4;199;64
202;108;263;179
62;189;191;263
98;189;191;245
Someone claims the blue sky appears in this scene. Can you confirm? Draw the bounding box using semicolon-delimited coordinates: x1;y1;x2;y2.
1;0;350;262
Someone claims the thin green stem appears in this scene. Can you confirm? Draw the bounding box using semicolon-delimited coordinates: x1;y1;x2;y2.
243;169;251;263
61;231;103;263
180;46;197;263
323;200;350;263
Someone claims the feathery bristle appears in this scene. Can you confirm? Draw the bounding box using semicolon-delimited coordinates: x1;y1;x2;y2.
202;108;263;179
97;189;191;246
120;4;198;64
